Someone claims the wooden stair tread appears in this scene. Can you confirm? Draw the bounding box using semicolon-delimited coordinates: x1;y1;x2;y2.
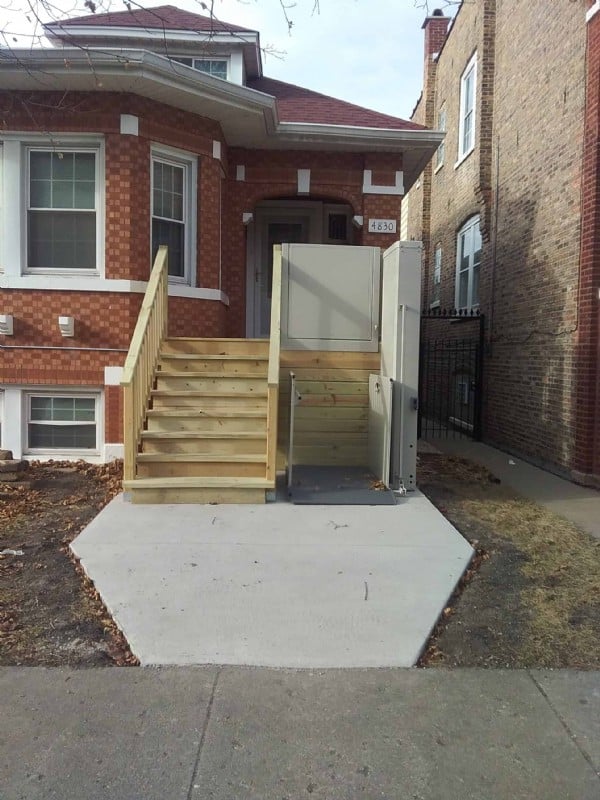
160;353;268;361
156;371;267;379
151;390;268;397
137;453;266;462
146;409;266;418
165;338;266;343
124;476;273;489
141;431;266;440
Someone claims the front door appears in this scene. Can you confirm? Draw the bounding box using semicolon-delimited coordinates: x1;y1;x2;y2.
252;211;314;337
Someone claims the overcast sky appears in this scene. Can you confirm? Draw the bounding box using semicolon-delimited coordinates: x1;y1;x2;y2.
4;0;452;121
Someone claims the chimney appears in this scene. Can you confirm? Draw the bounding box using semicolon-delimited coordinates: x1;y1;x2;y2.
422;9;450;63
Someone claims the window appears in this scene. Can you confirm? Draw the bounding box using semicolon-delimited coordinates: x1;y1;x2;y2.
27;148;98;270
432;244;442;306
151;149;196;283
456;217;481;309
173;57;228;80
436;107;446;169
27;394;98;452
458;54;477;162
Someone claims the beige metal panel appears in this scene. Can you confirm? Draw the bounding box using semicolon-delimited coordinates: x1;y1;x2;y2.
368;373;393;484
281;243;381;351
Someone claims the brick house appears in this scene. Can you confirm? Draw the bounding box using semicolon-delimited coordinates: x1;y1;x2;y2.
0;4;440;485
406;0;600;485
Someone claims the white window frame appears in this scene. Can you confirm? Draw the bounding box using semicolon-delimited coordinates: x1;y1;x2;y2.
172;56;229;80
431;244;442;308
456;53;477;166
435;107;446;171
24;391;102;456
25;143;103;276
455;216;481;311
0;135;105;278
150;145;197;287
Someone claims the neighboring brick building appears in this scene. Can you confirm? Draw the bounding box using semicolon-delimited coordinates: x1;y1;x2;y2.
0;5;441;463
407;0;600;484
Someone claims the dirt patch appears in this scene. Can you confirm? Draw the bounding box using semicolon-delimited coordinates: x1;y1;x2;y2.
0;460;137;667
418;453;600;669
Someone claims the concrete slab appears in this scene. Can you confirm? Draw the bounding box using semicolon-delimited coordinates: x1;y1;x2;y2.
0;666;217;800
531;670;600;774
196;667;600;800
71;492;472;667
429;439;600;540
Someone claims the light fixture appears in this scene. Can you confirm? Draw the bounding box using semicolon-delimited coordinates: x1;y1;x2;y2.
242;212;253;225
0;314;14;335
352;215;364;228
58;316;75;337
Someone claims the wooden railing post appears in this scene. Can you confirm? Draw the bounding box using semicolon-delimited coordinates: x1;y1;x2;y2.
121;246;169;484
266;244;283;483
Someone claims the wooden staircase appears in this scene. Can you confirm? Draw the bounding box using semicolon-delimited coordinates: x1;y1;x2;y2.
123;338;275;503
120;245;282;505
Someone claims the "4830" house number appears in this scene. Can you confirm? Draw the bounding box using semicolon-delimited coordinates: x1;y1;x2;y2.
367;218;397;233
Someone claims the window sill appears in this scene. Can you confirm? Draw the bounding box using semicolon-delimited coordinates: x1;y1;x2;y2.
434;162;444;175
454;146;475;171
24;269;100;278
429;301;441;309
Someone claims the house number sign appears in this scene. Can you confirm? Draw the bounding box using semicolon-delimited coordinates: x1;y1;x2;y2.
368;219;397;233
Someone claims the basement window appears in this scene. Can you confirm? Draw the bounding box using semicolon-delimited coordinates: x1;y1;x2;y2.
26;394;99;452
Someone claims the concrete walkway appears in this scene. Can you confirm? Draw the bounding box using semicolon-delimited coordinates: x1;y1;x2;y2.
71;492;472;668
1;667;598;800
428;438;600;540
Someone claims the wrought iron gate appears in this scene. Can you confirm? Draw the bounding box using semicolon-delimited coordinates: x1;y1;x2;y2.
418;310;484;441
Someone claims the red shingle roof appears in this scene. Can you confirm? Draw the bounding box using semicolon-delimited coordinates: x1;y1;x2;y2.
248;77;425;131
50;4;255;34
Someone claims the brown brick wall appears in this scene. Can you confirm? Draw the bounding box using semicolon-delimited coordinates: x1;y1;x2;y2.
408;0;588;475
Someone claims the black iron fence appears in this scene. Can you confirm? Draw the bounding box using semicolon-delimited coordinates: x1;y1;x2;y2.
418;309;484;441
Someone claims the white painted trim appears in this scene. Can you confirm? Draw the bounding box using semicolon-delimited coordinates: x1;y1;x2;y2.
104;366;124;386
362;170;404;196
151;144;197;287
1;386;22;458
587;1;600;22
297;169;311;195
236;165;246;181
212;140;222;160
457;52;477;163
120;114;139;136
0;275;229;304
45;25;260;46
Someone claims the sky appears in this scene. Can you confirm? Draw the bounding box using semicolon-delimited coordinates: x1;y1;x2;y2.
2;0;453;120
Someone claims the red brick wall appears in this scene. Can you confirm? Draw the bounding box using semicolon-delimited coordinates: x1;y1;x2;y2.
1;90;405;451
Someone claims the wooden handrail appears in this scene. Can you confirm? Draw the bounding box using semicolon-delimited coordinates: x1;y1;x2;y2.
121;246;169;482
266;244;283;482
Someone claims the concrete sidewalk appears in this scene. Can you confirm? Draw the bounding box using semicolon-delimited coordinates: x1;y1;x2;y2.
1;667;598;800
428;438;600;540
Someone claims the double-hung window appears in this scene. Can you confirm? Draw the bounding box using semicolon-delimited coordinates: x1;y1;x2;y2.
456;216;481;310
458;53;477;162
27;148;99;271
27;394;98;452
436;107;446;170
151;149;196;283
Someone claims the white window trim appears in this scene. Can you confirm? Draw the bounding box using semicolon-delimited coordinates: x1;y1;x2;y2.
435;107;446;172
172;55;230;81
23;390;102;457
431;244;442;308
455;53;477;168
455;216;481;311
151;144;197;287
0;134;105;278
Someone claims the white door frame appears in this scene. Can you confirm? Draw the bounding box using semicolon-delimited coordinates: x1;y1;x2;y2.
245;202;323;338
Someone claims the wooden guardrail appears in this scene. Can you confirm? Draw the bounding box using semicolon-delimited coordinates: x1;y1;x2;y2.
121;246;169;481
266;244;283;482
